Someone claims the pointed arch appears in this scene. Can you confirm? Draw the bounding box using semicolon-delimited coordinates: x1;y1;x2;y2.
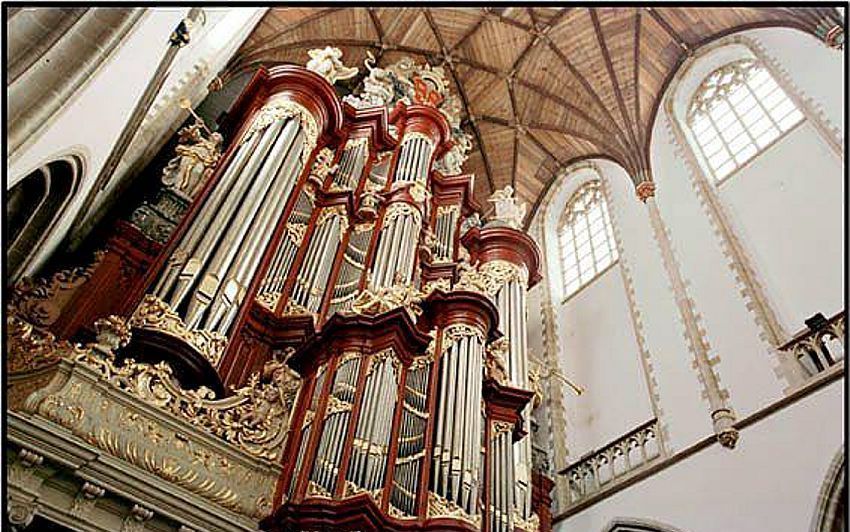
811;449;846;532
604;517;688;532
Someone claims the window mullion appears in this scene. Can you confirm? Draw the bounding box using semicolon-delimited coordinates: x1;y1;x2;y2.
744;78;782;132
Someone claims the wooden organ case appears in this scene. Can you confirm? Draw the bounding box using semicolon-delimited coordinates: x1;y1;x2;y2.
74;61;549;531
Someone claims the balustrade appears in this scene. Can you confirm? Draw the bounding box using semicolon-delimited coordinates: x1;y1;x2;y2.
560;418;662;507
780;311;845;378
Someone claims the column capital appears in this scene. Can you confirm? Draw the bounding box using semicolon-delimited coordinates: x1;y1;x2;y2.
635;180;656;202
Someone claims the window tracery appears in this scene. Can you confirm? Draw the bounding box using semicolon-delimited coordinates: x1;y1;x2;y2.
557;181;618;299
687;59;803;181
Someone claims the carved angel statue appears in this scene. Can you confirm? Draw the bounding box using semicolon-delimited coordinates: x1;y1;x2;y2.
488;185;527;229
358;51;395;107
306;46;359;84
435;130;473;175
160;116;223;200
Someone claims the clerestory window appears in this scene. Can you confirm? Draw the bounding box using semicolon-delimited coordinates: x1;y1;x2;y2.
687;59;803;181
558;181;618;299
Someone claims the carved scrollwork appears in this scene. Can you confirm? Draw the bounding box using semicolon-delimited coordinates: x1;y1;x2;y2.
242;100;318;166
455;259;527;297
8;251;106;327
485;338;510;385
442;323;485;348
6;314;87;375
426;491;480;526
383;201;422;225
129;295;226;366
350;283;425;318
46;316;302;463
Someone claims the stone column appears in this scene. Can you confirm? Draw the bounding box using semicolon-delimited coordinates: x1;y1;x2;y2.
636;180;739;449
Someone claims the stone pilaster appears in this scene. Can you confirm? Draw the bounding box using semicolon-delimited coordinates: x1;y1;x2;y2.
637;179;739;449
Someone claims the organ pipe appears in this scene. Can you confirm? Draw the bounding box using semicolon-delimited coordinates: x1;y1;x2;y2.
123;60;546;532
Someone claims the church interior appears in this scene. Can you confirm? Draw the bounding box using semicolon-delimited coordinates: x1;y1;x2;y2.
4;6;846;532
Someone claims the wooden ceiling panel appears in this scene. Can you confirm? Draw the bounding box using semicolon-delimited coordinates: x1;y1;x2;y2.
477;121;516;190
228;7;822;225
427;7;482;50
457;18;533;73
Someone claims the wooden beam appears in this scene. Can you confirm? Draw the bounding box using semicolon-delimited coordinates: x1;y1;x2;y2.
367;8;384;44
424;8;496;193
645;8;690;53
590;9;644;174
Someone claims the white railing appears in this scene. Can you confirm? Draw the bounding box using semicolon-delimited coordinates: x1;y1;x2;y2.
559;418;661;507
781;312;845;378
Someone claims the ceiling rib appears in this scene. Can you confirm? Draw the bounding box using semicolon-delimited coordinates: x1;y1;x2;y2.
423;8;496;193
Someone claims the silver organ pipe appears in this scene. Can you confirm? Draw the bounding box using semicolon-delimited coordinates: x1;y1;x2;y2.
347;350;399;495
331;137;369;190
431;325;485;517
327;224;373;316
289;207;346;313
370;203;421;289
309;354;362;496
256;187;315;309
152;111;311;336
492;266;533;523
289;364;328;498
394;134;434;184
389;359;430;516
434;205;460;262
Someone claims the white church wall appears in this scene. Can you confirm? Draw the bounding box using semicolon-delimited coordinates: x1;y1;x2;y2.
553;378;844;532
7;8;190;276
595;159;712;451
650;112;785;417
79;8;268;238
538;164;656;459
647;26;844;418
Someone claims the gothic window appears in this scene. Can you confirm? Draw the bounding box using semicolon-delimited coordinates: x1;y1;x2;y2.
558;181;618;298
687;59;803;181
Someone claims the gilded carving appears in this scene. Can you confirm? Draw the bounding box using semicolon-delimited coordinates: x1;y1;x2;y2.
243;100;318;166
129;295;226;366
350;282;425;318
455;259;527;297
20;323;283;518
485;338;510;385
426;491;480;527
8;250;105;327
443;323;485;347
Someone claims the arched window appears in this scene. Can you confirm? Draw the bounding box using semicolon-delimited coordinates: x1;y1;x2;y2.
687;59;803;181
557;181;618;298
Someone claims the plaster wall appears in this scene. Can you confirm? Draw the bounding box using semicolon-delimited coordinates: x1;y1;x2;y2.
530;27;844;510
7;8;189;276
553;378;844;532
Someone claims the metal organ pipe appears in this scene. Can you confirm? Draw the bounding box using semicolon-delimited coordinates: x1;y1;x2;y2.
153;131;261;298
164;120;285;312
431;327;485;518
203;128;306;331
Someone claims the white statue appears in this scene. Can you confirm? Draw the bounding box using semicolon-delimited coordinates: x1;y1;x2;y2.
160;116;223;200
488;185;527;229
344;51;394;109
435;131;473;175
305;46;358;84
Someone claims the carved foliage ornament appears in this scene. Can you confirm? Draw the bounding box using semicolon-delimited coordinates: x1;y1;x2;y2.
242;100;318;166
129;295;226;366
9;251;106;327
455;259;527;297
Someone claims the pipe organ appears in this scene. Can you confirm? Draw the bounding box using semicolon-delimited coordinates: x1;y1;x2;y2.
114;59;546;531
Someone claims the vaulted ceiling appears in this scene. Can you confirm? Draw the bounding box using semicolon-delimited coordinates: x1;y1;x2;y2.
224;7;831;222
